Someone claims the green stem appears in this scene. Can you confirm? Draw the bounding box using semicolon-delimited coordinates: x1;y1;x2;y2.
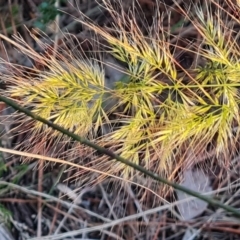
0;95;240;217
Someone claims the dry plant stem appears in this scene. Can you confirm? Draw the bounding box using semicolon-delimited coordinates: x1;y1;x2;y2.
37;160;43;238
0;95;240;218
99;183;118;219
2;180;240;240
54;186;91;234
0;179;111;223
46;202;124;240
48;193;61;235
125;184;149;223
0;146;163;200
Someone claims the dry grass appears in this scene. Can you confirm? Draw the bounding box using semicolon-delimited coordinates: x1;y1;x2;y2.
0;0;240;239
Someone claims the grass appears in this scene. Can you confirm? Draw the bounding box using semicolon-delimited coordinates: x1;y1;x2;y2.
2;0;240;180
0;0;240;239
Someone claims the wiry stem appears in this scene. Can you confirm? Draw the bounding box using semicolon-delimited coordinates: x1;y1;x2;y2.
0;94;240;218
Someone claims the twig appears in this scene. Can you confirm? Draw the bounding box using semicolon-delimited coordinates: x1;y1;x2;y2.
37;159;43;238
0;95;240;218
